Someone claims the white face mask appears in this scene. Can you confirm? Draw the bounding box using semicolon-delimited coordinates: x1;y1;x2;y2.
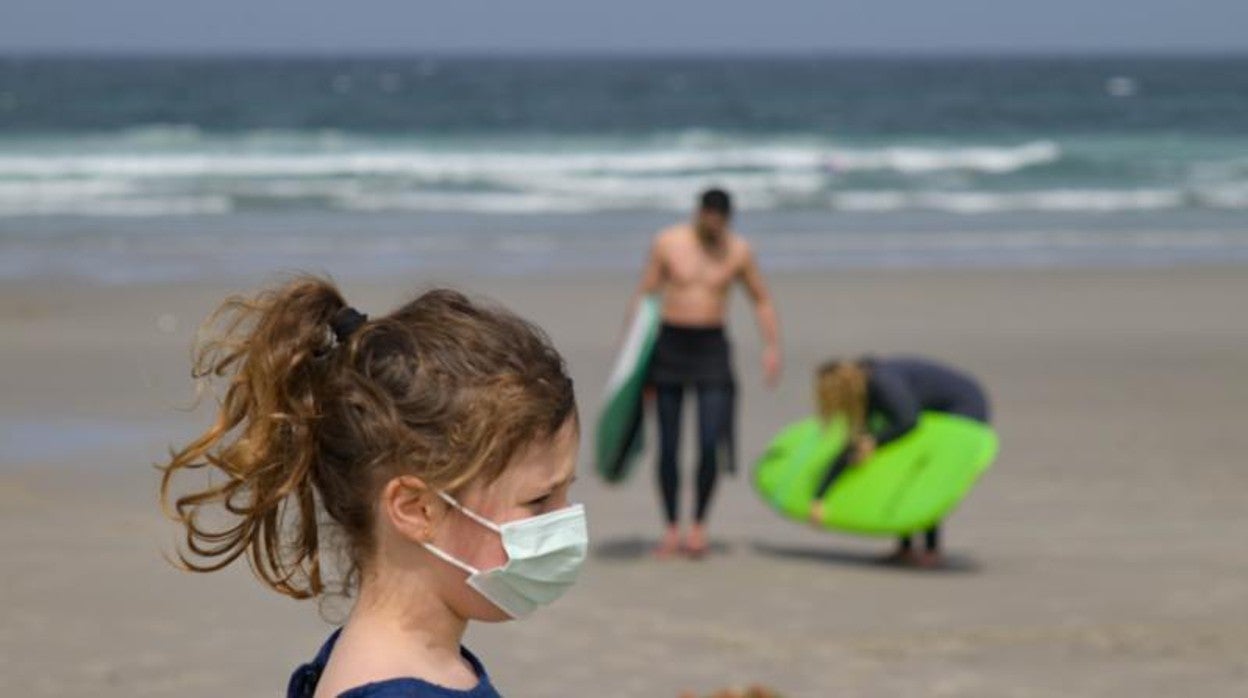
422;491;589;619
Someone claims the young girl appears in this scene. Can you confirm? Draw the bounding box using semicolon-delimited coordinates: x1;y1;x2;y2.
159;276;586;697
810;356;990;568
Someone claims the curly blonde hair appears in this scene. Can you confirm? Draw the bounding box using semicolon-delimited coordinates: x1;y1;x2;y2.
159;276;576;599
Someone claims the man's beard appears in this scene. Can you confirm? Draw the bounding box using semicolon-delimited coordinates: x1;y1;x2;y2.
696;225;724;250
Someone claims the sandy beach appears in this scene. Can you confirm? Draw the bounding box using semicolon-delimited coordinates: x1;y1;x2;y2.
1;265;1246;697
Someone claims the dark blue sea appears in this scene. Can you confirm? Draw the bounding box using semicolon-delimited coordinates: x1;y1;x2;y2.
1;55;1247;281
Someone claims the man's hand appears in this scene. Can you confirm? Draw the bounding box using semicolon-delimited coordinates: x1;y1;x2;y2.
853;435;877;463
740;242;781;390
762;344;782;389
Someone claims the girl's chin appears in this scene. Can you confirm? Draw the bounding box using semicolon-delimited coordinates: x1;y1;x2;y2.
476;611;514;624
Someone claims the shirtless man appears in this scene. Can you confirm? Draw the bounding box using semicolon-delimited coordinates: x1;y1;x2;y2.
627;188;782;558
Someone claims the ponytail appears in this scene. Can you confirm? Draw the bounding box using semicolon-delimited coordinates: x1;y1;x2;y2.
159;276;351;599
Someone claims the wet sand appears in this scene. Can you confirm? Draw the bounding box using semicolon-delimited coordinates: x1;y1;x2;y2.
1;266;1245;697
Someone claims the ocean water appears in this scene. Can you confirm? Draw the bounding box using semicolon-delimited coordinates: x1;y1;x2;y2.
1;55;1247;281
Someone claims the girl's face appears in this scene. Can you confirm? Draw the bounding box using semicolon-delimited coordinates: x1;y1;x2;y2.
430;417;580;622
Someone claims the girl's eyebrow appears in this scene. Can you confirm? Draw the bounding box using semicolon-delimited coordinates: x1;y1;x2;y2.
543;473;577;492
522;474;576;505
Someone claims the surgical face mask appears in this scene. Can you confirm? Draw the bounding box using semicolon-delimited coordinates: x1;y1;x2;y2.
422;491;588;619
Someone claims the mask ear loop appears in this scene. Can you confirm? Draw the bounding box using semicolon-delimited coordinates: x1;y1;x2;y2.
422;540;480;575
420;491;504;575
437;490;503;533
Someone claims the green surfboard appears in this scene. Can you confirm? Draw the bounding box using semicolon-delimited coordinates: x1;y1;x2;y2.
754;412;998;535
595;295;661;483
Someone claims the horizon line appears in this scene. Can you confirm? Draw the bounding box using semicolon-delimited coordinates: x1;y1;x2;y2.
2;47;1247;60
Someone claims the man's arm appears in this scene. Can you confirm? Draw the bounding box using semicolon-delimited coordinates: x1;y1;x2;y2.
739;242;782;387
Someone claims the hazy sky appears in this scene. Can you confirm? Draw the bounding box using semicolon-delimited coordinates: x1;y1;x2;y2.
3;0;1246;54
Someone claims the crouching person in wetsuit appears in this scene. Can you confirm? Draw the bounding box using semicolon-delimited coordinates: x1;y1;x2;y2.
810;357;990;568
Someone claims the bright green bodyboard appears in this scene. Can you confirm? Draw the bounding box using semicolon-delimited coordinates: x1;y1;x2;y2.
754;412;998;535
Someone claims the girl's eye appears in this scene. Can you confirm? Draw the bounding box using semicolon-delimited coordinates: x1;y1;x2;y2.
525;493;552;508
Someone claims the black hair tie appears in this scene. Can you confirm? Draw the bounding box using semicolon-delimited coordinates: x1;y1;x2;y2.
329;306;368;343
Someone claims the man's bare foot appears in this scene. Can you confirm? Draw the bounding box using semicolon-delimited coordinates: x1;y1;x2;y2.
684;523;709;559
654;526;682;559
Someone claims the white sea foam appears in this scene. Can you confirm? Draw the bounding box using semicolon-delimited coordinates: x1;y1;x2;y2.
0;179;139;200
0;140;1060;180
0;134;1244;218
832;188;1189;214
337;191;600;214
0;195;231;217
824;141;1061;174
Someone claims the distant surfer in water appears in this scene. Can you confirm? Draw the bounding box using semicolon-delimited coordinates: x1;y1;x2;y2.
626;188;782;558
811;357;990;567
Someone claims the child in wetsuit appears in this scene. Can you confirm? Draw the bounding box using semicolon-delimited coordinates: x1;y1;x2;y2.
158;277;586;697
810;356;990;567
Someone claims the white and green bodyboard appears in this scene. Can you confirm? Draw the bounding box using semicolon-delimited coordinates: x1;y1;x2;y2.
595;296;661;483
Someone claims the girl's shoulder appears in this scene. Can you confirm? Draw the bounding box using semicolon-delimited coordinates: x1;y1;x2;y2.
288;631;501;698
335;673;501;698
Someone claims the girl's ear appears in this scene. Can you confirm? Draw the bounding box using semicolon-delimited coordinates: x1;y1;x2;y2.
380;475;443;544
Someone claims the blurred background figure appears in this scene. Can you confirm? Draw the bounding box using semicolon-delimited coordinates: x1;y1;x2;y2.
810;357;992;567
626;188;781;558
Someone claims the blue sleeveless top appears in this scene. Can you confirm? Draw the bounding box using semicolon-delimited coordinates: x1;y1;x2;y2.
287;629;501;698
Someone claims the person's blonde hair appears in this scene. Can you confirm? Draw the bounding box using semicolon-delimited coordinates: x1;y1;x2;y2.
159;276;576;600
815;360;868;436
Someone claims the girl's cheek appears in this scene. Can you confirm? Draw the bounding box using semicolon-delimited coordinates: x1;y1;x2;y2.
473;533;510;570
449;513;509;570
546;493;570;513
